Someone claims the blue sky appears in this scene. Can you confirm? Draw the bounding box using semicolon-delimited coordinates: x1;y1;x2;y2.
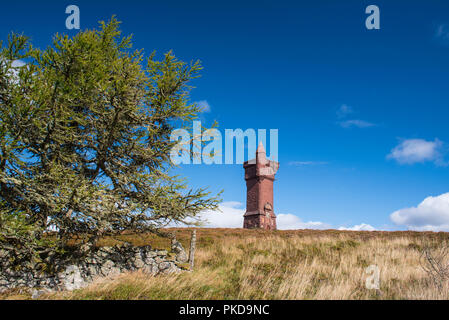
2;0;449;231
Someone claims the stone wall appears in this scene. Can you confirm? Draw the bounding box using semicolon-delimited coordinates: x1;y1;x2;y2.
0;242;185;293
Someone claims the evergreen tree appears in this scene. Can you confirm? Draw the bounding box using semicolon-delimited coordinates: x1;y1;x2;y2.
0;17;220;265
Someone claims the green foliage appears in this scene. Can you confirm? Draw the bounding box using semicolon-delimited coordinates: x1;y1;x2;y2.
0;17;220;263
0;202;57;269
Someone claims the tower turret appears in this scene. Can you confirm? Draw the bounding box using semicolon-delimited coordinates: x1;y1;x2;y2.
243;142;279;230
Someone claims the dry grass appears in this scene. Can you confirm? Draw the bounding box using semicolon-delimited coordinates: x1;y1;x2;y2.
3;228;449;300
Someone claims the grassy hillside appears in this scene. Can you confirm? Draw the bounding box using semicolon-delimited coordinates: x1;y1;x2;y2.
3;228;449;300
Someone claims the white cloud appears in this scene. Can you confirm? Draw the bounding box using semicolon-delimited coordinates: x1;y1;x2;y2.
173;201;378;231
387;138;444;165
175;202;331;230
11;60;26;68
276;213;331;230
435;24;449;44
2;59;26;83
335;104;376;128
337;104;353;119
339;119;375;128
194;203;330;230
289;161;329;166
390;193;449;231
194;100;211;113
338;223;376;231
197;201;244;228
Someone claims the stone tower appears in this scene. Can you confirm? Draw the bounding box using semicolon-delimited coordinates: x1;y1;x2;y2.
243;142;279;230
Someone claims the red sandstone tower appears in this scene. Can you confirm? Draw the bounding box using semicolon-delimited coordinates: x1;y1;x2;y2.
243;142;279;230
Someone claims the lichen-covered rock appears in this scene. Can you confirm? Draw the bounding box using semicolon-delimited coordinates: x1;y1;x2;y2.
156;250;168;256
159;261;181;275
32;288;52;299
59;265;86;291
171;239;189;263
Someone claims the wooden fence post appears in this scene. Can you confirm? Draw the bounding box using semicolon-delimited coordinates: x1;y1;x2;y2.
189;230;197;270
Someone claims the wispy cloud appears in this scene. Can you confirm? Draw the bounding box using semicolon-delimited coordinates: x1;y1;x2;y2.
194;100;211;113
387;138;445;165
289;161;329;166
336;104;353;119
336;104;376;129
435;24;449;45
390;192;449;231
339;119;376;128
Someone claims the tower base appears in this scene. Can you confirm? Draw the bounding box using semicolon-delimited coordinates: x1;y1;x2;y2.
243;211;277;230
